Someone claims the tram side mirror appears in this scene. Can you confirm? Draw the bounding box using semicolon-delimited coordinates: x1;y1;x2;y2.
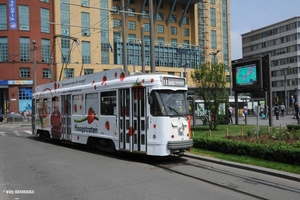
148;96;153;105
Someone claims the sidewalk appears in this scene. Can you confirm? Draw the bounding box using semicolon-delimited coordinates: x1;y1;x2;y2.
191;114;299;127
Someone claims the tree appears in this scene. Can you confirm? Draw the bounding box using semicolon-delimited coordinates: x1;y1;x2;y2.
191;62;228;130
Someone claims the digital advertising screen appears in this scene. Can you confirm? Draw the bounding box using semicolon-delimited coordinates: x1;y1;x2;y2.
232;58;262;92
235;64;257;86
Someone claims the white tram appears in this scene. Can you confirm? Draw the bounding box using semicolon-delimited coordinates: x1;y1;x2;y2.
32;68;193;156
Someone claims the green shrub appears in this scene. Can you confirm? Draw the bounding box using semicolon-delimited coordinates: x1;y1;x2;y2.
193;137;300;165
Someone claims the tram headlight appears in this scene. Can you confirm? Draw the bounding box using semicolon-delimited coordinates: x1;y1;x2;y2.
178;125;184;135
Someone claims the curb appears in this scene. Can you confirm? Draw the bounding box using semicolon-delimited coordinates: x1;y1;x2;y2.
184;152;300;182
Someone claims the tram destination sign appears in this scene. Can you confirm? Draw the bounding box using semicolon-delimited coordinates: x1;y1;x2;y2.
162;77;185;87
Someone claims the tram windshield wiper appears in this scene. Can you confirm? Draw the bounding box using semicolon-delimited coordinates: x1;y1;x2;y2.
165;105;188;120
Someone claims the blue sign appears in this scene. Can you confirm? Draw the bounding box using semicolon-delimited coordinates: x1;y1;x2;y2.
8;0;17;30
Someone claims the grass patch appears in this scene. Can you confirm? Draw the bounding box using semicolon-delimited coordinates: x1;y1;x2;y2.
191;124;292;139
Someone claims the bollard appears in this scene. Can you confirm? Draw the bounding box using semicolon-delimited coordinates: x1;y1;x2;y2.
226;128;228;137
241;127;244;136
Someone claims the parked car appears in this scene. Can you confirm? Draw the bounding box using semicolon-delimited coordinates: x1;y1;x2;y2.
0;113;24;122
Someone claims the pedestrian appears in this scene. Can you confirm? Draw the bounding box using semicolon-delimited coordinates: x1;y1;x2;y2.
242;104;248;121
274;103;279;120
264;104;269;119
228;105;233;124
279;103;285;117
294;102;299;123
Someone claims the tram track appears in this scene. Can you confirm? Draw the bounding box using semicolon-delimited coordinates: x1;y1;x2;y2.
146;155;300;200
31;137;300;199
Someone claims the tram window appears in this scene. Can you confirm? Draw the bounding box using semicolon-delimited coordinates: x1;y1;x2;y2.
72;94;84;115
86;93;99;116
100;91;116;115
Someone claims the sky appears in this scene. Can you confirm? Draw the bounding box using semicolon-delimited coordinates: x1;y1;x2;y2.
230;0;300;60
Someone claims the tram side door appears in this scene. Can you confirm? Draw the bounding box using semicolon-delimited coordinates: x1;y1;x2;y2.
61;95;71;140
118;87;147;153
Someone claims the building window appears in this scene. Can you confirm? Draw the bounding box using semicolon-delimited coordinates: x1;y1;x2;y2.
143;23;150;32
183;17;189;25
41;39;50;63
183;40;190;46
157;25;164;33
84;69;93;75
168;72;174;75
20;68;30;78
40;0;50;3
157;37;164;45
18;5;29;31
82;41;91;64
211;30;217;49
144;36;150;44
81;12;90;36
128;21;136;30
113;19;121;28
112;6;120;14
171;38;177;47
171;27;177;35
128;34;136;43
143;11;149;19
170;15;176;23
157;13;163;21
0;37;8;62
64;68;74;78
81;0;89;6
210;0;215;4
41;8;50;33
210;8;216;26
61;38;70;63
0;5;7;30
183;28;189;36
128;8;135;17
43;68;51;78
20;38;30;62
19;87;32;100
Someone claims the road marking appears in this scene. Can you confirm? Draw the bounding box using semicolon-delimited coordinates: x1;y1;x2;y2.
14;131;20;136
25;130;32;135
0;132;6;136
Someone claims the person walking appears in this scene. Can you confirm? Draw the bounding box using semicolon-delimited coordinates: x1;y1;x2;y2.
294;102;299;123
228;105;233;124
264;104;269;119
279;103;285;117
242;104;248;121
274;103;280;120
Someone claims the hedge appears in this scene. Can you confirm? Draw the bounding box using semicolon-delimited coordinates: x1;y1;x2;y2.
193;137;300;165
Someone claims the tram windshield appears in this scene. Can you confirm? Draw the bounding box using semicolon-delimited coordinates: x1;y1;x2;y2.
150;90;189;116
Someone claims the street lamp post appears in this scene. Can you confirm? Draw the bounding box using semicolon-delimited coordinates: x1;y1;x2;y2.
32;40;37;93
180;62;189;78
284;66;290;114
228;65;232;96
210;50;221;64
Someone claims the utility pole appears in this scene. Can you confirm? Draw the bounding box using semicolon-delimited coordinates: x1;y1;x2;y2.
284;66;290;114
149;0;155;73
32;40;37;93
121;0;128;74
141;25;145;73
50;57;53;82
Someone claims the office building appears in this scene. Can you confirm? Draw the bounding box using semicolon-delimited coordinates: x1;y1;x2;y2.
241;16;300;105
0;0;231;113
